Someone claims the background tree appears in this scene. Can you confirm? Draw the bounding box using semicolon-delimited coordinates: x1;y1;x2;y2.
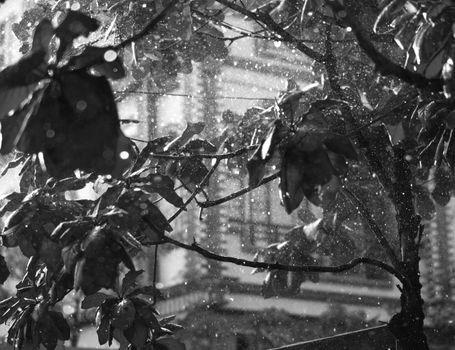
0;0;454;350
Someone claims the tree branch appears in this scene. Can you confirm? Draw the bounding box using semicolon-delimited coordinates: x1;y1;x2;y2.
198;171;280;208
114;0;179;50
161;236;408;285
214;0;324;62
339;3;443;92
342;188;401;270
149;145;257;161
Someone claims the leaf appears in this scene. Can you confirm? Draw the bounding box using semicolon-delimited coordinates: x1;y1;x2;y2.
47;311;70;340
81;292;115;309
127;286;163;300
0;254;9;284
68;46;126;79
176;159;208;192
280;150;305;213
123;320;149;349
0;192;27;217
246;153;266;187
48;176;92;193
155;338;187;350
373;0;407;34
138;174;184;208
164;122;205;152
96;313;110;345
50;220;93;245
323;136;358;160
31;19;53;53
55;11;100;60
121;270;144;296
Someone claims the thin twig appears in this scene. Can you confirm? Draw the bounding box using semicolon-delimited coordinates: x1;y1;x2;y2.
341;188;401;270
161;236;408;285
149;145;257;161
214;0;324;62
199;171;280;208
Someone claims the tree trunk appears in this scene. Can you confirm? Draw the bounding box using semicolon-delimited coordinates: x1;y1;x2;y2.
390;147;429;350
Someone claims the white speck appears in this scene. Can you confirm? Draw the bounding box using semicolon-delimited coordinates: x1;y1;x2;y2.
104;50;118;62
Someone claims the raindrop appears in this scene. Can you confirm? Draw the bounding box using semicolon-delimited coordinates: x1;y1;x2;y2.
71;2;81;11
104;50;118;62
119;151;130;160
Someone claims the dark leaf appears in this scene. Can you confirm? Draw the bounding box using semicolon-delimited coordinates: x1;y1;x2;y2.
138;174;184;208
31;19;53;53
131;136;172;172
279;150;305;213
121;270;144;296
127;285;163;300
164;122;205;152
323;136;358;160
246;149;266;187
123;320;149;349
0;254;8;284
96;313;110;345
0;85;46;154
68;46;125;79
81;292;115;309
50;220;93;245
55;11;100;60
0;192;26;217
47;311;70;340
155;338;187;350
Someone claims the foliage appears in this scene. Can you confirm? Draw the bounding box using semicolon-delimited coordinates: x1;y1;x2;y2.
0;0;454;349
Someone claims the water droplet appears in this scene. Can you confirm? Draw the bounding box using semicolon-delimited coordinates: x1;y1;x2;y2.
104;50;118;63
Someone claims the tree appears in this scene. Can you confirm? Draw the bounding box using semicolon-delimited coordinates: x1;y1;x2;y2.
0;0;453;349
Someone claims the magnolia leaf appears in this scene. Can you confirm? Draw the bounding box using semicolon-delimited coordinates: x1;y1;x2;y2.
31;19;53;53
55;11;100;60
0;192;26;217
323;136;358;160
121;270;144;296
261;120;283;161
131;136;172;172
127;285;163;300
47;311;70;341
124;320;149;349
246;155;266;187
50;220;93;245
0;254;9;284
82;292;115;309
68;46;126;79
138;174;184;208
164;122;205;152
177;159;208;192
96;313;111;345
280;150;305;213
